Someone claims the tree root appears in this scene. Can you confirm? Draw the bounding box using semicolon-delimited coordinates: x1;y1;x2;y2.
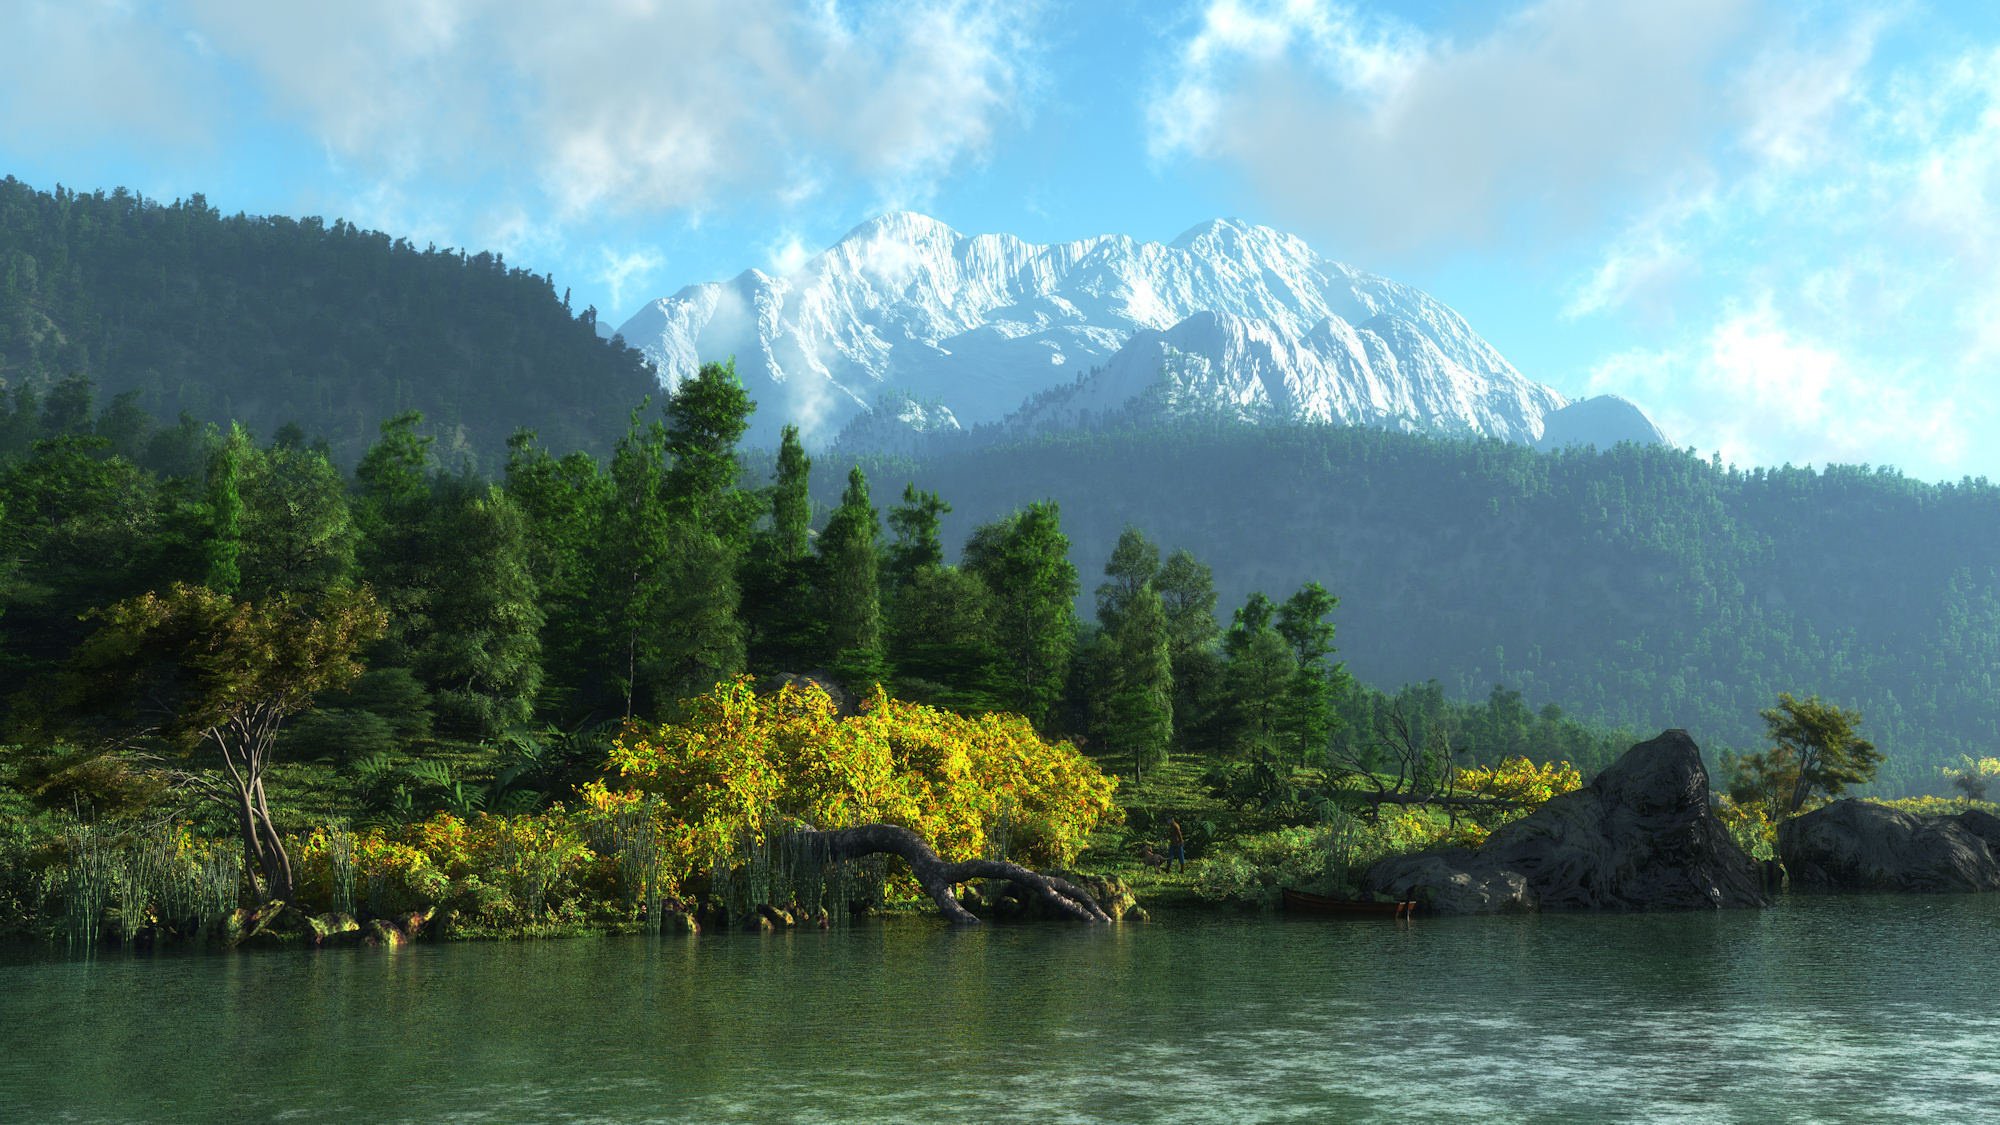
784;823;1110;925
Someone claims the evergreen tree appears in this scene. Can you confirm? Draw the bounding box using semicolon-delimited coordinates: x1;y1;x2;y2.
1106;583;1174;782
1096;527;1160;633
886;483;951;592
741;425;823;674
770;424;812;564
353;411;437;669
418;479;544;737
201;425;247;596
819;466;887;688
1275;581;1345;765
886;567;1002;711
1156;547;1225;752
652;361;757;702
505;429;613;722
599;405;674;717
964;502;1078;726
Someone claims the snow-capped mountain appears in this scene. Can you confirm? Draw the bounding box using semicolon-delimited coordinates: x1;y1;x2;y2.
613;213;1626;450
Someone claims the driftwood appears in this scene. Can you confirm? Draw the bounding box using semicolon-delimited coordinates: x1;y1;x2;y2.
784;823;1111;925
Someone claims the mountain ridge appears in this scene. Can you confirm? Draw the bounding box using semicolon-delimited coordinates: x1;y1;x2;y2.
614;213;1640;451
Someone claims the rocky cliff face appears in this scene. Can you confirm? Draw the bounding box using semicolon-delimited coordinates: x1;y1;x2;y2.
1364;730;1766;914
614;213;1581;449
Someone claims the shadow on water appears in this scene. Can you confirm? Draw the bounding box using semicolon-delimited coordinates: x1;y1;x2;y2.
4;897;2000;1123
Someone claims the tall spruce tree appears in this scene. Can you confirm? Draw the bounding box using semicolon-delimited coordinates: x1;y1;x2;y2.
1275;581;1345;766
770;425;811;564
1096;527;1161;633
600;405;674;717
885;483;951;593
964;501;1078;726
653;361;757;702
742;424;823;674
353;411;437;673
505;429;613;722
201;425;247;595
1107;580;1174;783
819;466;886;688
1156;547;1225;752
418;479;544;737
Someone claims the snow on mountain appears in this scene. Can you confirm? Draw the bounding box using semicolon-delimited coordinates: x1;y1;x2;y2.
615;213;1573;449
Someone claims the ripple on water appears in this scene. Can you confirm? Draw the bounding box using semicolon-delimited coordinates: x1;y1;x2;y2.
4;896;2000;1123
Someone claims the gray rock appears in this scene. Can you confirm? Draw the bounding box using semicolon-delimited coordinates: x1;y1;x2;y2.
1363;730;1766;914
1365;850;1535;914
1956;809;2000;854
1777;800;2000;893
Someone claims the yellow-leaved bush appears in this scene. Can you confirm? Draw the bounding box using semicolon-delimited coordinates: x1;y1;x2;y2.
295;812;604;931
1454;757;1584;807
582;678;1117;898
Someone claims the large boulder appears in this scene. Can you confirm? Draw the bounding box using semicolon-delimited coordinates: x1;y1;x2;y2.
1364;730;1767;914
1362;850;1535;914
1777;800;2000;893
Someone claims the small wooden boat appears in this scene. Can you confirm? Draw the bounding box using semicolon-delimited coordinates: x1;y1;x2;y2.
1282;888;1417;918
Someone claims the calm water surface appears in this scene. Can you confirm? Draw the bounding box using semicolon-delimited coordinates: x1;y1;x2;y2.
3;894;1998;1123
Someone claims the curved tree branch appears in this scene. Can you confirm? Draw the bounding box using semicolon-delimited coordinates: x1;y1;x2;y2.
785;823;1111;925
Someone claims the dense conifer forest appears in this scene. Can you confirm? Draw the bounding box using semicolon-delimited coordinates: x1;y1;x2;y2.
843;424;2000;792
3;178;1994;801
0;178;652;467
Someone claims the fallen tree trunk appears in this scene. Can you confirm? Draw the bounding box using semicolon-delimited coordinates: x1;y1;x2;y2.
785;823;1111;925
1356;793;1526;810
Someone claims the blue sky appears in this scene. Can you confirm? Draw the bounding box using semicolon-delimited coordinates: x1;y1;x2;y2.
4;0;1999;481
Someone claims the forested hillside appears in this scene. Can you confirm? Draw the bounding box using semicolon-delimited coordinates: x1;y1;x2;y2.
833;423;2000;793
0;178;652;466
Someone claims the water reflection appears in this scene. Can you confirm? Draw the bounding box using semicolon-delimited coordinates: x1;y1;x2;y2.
3;896;1999;1123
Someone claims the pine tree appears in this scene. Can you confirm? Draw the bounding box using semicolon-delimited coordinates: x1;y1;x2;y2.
1276;581;1345;765
202;425;247;596
964;502;1078;726
653;361;757;701
505;429;612;722
599;405;674;717
819;466;886;688
419;480;544;737
885;483;951;592
1106;583;1174;782
1096;526;1160;634
742;424;823;674
771;424;811;564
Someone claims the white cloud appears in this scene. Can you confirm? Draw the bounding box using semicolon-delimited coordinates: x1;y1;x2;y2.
1567;21;2000;480
169;0;1035;220
1585;301;1969;476
1149;0;1757;256
597;246;666;312
764;233;814;278
1733;11;1886;171
0;0;219;152
5;1;1035;226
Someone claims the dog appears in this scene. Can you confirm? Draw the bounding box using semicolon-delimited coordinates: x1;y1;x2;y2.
1136;843;1169;870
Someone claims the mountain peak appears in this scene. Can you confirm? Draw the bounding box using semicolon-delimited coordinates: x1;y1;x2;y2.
613;214;1590;450
836;210;961;247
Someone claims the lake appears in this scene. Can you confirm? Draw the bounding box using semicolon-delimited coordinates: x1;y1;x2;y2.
4;894;1998;1123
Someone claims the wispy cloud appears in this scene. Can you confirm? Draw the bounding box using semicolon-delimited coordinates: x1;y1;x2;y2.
597;247;667;312
1148;0;1756;257
5;1;1038;230
1568;17;2000;480
170;0;1038;220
